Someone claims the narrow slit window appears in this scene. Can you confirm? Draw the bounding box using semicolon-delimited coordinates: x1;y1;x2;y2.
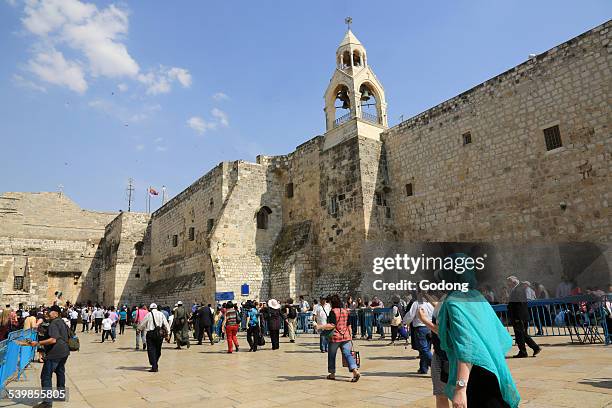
188;227;195;241
405;183;413;197
462;131;472;145
543;125;562;151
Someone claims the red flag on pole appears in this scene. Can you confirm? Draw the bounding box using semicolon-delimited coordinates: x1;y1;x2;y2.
149;187;159;196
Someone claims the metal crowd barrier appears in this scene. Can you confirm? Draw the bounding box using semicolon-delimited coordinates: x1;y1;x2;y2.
0;329;37;393
294;308;397;338
492;294;610;345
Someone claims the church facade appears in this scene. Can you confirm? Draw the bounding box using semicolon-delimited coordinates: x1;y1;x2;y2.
1;21;610;308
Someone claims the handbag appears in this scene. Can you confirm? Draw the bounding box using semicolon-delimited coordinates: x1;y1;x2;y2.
342;341;360;368
390;306;402;326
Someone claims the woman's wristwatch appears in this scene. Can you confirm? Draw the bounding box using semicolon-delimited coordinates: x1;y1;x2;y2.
456;379;468;388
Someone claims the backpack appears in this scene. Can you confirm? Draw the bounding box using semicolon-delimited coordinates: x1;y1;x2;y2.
288;306;297;319
150;312;168;341
67;328;80;351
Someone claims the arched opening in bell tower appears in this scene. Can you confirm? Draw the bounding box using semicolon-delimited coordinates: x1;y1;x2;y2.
332;84;352;126
359;83;380;124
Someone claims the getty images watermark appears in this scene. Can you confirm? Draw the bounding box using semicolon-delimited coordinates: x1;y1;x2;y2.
371;254;487;292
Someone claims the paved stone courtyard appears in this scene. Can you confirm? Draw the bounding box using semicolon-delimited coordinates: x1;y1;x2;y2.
2;329;611;408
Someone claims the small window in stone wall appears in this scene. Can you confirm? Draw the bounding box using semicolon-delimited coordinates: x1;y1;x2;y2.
135;272;140;279
286;183;294;198
13;276;24;291
209;197;214;209
375;192;383;206
329;196;338;216
462;131;472;145
134;241;144;256
257;206;272;229
543;125;562;151
405;183;413;197
207;219;214;233
172;235;178;247
189;227;195;241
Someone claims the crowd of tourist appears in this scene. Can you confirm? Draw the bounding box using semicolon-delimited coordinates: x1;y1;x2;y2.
1;279;611;408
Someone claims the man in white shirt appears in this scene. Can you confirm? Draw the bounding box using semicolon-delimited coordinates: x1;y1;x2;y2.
68;308;79;332
298;295;310;334
402;297;434;374
312;297;331;352
137;303;170;372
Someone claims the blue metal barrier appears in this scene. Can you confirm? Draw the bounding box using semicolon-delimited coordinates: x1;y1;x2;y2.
492;294;610;345
0;329;37;393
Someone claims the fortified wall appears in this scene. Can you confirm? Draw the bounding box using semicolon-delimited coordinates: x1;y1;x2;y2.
0;192;116;306
379;21;611;290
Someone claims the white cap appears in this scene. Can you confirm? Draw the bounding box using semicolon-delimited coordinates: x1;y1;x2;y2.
150;303;157;309
177;301;183;305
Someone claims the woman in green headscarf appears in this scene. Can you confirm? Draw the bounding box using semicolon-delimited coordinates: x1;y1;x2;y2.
437;253;520;408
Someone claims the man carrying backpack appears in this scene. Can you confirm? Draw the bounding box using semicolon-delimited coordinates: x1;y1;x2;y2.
285;298;297;343
137;303;170;372
30;305;70;408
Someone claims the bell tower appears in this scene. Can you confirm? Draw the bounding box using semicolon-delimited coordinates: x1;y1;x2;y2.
323;18;388;150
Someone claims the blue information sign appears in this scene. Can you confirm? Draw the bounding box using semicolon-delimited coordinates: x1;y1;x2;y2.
215;291;234;301
241;284;249;296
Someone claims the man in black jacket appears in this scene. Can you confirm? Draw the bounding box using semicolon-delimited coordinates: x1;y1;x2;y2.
30;305;70;408
507;276;541;358
196;303;214;345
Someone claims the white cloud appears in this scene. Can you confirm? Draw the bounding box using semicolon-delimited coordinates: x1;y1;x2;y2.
155;145;167;152
117;83;128;92
89;98;161;124
12;74;47;92
154;137;163;143
17;0;190;94
187;116;216;134
212;92;229;101
135;144;144;151
211;108;229;127
187;109;229;135
138;66;192;95
27;48;87;93
168;67;191;88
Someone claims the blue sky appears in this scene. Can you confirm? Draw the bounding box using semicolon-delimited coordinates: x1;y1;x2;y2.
1;1;609;212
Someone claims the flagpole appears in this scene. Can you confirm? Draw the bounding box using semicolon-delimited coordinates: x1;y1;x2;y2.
162;185;166;205
147;186;151;214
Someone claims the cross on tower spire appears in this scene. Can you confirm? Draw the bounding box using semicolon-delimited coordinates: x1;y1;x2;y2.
344;16;352;31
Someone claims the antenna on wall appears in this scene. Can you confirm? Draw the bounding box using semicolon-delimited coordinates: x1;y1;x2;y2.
126;178;135;212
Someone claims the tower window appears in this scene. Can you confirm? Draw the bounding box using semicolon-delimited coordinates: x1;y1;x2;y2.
135;272;140;279
543;125;562;151
375;192;383;206
13;276;24;291
134;241;144;256
209;197;214;209
462;132;472;145
188;227;195;241
207;219;214;233
286;183;294;198
172;235;178;247
405;183;413;197
256;206;272;229
329;196;338;216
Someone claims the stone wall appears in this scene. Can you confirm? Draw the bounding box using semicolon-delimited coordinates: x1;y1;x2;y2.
145;163;229;307
100;212;150;306
0;192;116;306
383;21;611;243
210;161;284;302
